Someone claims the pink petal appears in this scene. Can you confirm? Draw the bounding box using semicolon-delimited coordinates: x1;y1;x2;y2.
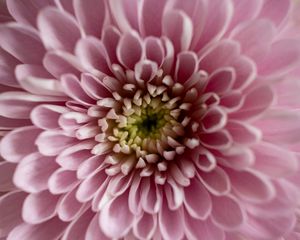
227;169;276;203
158;200;184;240
140;0;168;37
108;0;139;33
252;142;299;178
31;104;68;130
102;26;121;64
165;178;184;210
198;166;230;196
15;64;64;96
140;178;162;214
0;126;41;162
99;191;134;239
211;195;246;230
0;91;64;119
226;120;261;145
206;67;235;94
35;130;76;156
75;37;111;76
22;190;59;224
43;51;82;78
230;85;274;120
184;178;212;220
85;213;110;240
61;210;94;240
77;155;104;179
56;141;94;170
0;23;45;64
195;0;233;50
117;31;143;70
201;107;227;133
6;0;54;27
258;0;292;26
81;73;111;99
61;74;95;106
7;217;67;240
194;149;217;172
175;51;198;83
54;0;75;15
133;213;157;240
134;60;158;82
73;0;105;37
258;39;300;77
228;0;263;31
230;19;276;62
200;130;232;150
162;10;193;53
199;40;240;74
76;171;106;202
145;37;165;67
220;90;244;112
128;175;142;215
57;186;85;222
0;161;15;192
0;47;20;87
0;191;27;237
48;168;78;194
185;217;225;240
38;7;81;52
13;152;57;193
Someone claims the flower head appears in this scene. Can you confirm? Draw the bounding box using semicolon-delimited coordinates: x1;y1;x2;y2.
0;0;300;239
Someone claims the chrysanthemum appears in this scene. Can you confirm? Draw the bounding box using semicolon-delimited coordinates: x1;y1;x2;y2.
1;0;300;239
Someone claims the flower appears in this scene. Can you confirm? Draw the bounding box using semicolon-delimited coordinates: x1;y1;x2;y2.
0;0;300;239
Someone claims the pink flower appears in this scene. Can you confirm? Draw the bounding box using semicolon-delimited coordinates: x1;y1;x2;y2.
0;0;300;239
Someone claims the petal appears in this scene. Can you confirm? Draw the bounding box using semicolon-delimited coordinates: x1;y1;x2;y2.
158;200;184;240
195;0;233;50
117;31;143;70
31;104;68;130
15;64;64;96
257;39;300;77
43;50;82;78
6;0;54;27
38;7;81;52
199;40;240;74
35;130;76;156
73;0;106;37
7;217;67;240
227;120;261;145
0;23;45;64
61;209;94;240
22;190;59;224
0;161;15;191
230;19;276;62
184;178;212;220
165;178;184;210
140;0;168;37
206;67;235;94
258;0;292;27
56;141;94;170
75;37;111;76
57;186;84;222
61;74;95;106
133;213;157;240
198;166;231;196
0;191;27;237
0;126;41;162
102;26;121;64
185;217;225;240
252;142;299;178
99;191;134;239
48;169;78;194
211;195;246;230
140;178;162;214
230;85;274;120
0;47;20;87
81;73;111;99
134;60;158;82
175;51;198;83
13;152;58;193
162;10;193;53
200;130;232;150
145;37;165;67
85;213;110;240
108;0;139;33
201;107;227;133
227;169;276;203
